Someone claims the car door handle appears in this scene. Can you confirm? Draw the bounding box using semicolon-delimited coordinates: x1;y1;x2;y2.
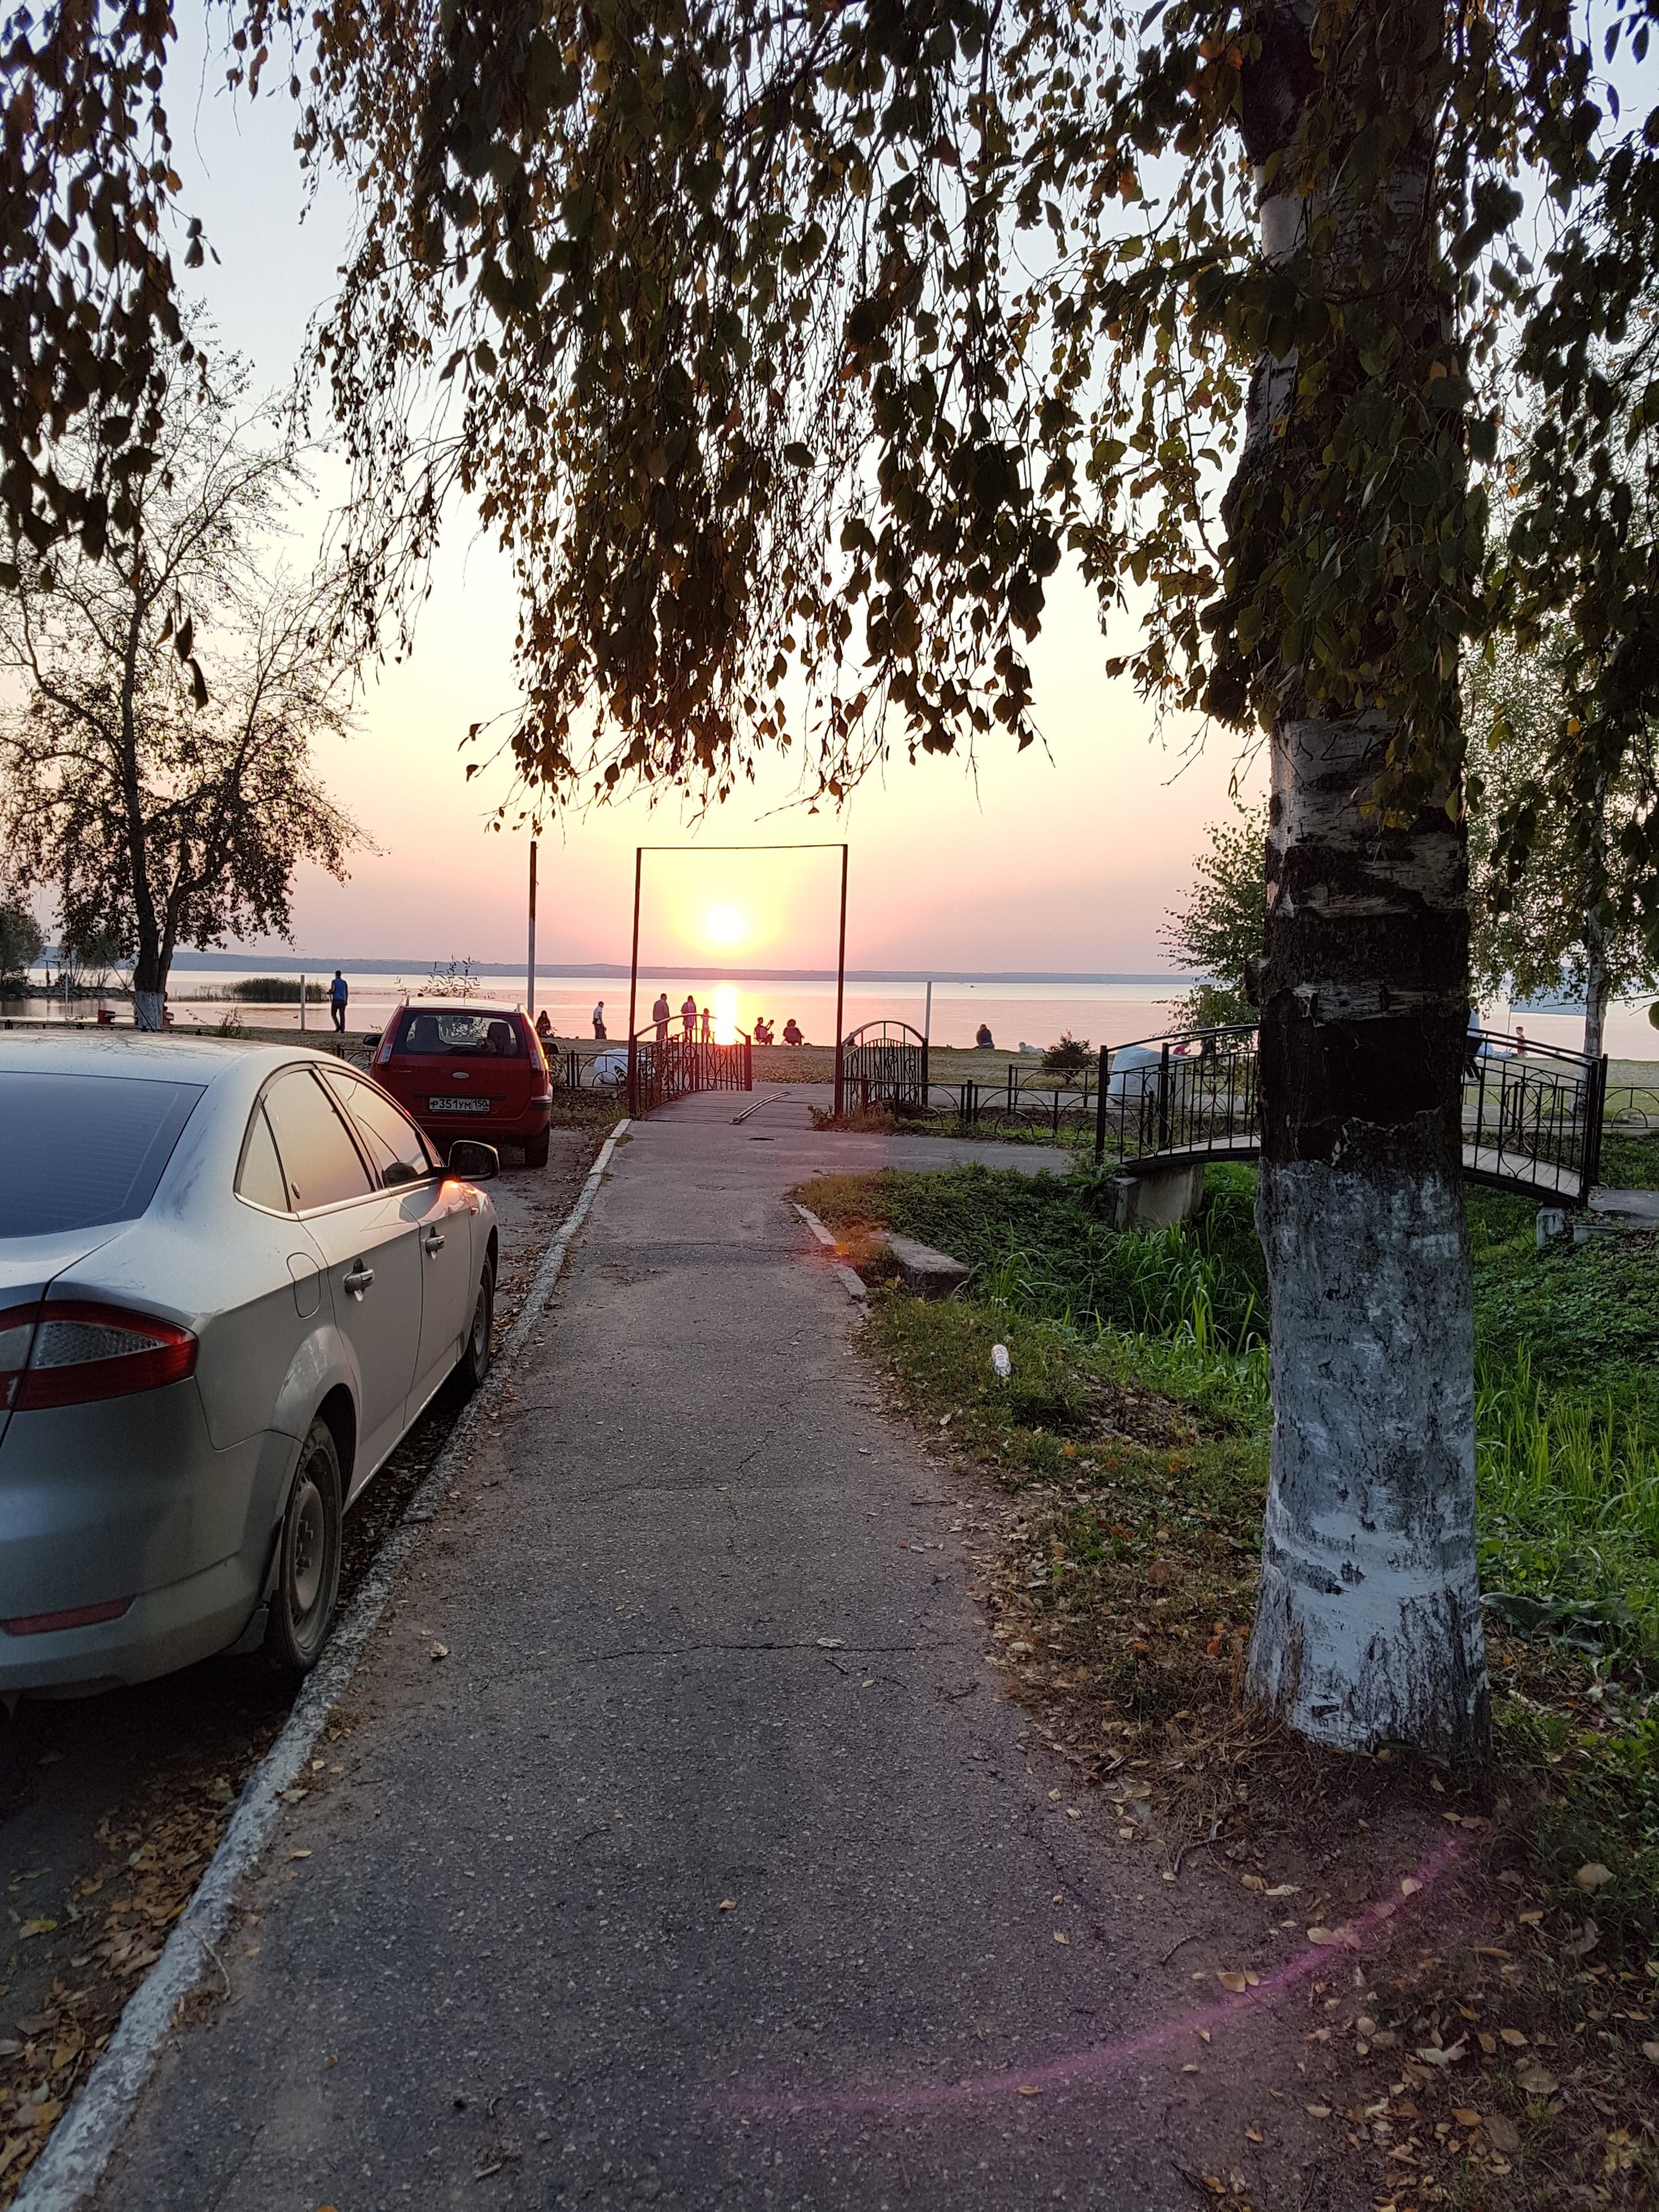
343;1262;375;1300
422;1228;446;1255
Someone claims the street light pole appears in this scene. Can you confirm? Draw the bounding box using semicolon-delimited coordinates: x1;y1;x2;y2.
626;847;643;1119
832;843;849;1119
527;839;538;1020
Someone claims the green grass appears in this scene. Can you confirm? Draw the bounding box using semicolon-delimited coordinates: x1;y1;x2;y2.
803;1159;1269;1350
803;1156;1659;1933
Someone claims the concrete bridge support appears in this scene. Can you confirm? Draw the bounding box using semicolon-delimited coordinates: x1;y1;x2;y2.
1109;1160;1206;1232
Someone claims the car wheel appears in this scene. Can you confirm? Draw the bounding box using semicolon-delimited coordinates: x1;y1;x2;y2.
265;1420;343;1681
454;1259;495;1396
523;1131;549;1169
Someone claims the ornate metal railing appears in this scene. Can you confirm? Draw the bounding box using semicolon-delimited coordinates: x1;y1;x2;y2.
628;1024;753;1117
1068;1023;1606;1207
1462;1033;1606;1204
1091;1026;1261;1168
840;1019;929;1112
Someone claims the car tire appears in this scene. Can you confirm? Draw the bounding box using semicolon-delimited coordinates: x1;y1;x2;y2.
523;1132;549;1169
454;1258;495;1396
264;1420;343;1682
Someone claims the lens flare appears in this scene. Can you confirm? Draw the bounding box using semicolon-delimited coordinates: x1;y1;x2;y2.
706;903;745;947
714;985;738;1045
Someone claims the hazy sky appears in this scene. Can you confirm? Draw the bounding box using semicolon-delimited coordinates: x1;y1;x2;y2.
165;19;1264;976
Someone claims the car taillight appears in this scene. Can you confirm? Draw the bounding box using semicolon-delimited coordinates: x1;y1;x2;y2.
0;1309;35;1411
0;1301;197;1411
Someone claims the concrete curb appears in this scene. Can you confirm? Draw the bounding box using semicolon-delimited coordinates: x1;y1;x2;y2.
14;1120;630;2212
793;1202;868;1304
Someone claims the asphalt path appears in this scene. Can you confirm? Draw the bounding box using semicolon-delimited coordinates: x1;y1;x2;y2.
0;1134;598;2203
91;1097;1341;2211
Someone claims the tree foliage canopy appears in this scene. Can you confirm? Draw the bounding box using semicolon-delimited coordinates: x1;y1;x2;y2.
1161;801;1268;1026
2;0;1656;820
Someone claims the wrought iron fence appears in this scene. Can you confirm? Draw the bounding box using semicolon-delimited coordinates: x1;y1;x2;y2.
840;1020;929;1112
628;1027;753;1117
1092;1027;1260;1166
919;1068;1098;1135
1462;1034;1605;1204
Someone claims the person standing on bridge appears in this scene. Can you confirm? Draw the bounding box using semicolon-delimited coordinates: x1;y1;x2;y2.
700;1004;712;1044
681;992;697;1040
652;991;670;1044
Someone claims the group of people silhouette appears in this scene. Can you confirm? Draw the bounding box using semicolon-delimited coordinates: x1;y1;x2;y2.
621;993;805;1048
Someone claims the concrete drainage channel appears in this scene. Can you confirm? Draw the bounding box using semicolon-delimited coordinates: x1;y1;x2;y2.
8;1122;628;2212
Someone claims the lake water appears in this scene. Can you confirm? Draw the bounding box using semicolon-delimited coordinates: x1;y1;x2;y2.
8;967;1657;1061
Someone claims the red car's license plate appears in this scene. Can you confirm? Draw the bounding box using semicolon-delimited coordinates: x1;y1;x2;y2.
429;1095;490;1112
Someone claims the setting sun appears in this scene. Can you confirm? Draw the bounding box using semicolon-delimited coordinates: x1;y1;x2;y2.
705;903;746;948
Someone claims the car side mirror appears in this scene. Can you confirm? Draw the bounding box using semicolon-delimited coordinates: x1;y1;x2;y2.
447;1139;500;1181
363;1033;379;1047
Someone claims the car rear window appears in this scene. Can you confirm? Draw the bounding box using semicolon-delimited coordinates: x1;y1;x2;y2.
262;1069;373;1211
395;1011;524;1057
0;1073;205;1236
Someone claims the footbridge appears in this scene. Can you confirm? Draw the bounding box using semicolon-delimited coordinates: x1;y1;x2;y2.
836;1019;1608;1212
1086;1023;1607;1212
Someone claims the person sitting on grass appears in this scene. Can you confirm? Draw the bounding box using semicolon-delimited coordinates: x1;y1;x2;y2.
783;1017;804;1046
975;1022;993;1049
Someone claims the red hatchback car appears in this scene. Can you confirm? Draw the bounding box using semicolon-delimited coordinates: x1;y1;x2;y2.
373;1002;553;1167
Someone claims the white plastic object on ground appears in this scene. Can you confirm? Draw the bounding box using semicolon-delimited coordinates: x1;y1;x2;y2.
991;1343;1011;1379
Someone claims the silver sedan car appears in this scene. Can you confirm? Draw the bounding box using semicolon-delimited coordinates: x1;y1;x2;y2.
0;1035;499;1693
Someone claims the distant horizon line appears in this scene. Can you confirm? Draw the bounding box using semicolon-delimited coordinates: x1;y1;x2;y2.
104;952;1202;988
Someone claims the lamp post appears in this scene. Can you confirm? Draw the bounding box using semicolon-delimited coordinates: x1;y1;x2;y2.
527;839;538;1021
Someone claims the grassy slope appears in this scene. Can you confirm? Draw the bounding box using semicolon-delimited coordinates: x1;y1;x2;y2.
804;1155;1659;2205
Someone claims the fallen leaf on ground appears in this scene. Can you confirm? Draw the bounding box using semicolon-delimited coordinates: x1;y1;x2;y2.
1499;2027;1528;2048
1414;2039;1467;2068
1217;1971;1247;1992
1486;2112;1521;2153
1304;2104;1332;2119
18;1919;56;1939
429;1642;449;1660
815;1638;844;1650
1516;2060;1559;2098
284;1851;313;1863
1576;1863;1613;1891
1642;2041;1659;2065
1400;1877;1422;1897
1017;2084;1041;2097
718;1899;736;1911
1452;2108;1480;2127
1264;1883;1299;1898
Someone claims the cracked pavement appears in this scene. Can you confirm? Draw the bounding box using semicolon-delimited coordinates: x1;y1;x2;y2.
93;1095;1339;2211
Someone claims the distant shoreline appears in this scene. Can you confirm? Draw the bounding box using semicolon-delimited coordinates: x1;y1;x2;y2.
38;953;1203;988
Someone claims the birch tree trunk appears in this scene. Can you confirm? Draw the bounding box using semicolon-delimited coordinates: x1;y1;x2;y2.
1582;775;1610;1065
1583;912;1609;1065
1236;2;1489;1759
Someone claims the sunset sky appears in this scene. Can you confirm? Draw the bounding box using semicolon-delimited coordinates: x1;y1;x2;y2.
164;24;1265;979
